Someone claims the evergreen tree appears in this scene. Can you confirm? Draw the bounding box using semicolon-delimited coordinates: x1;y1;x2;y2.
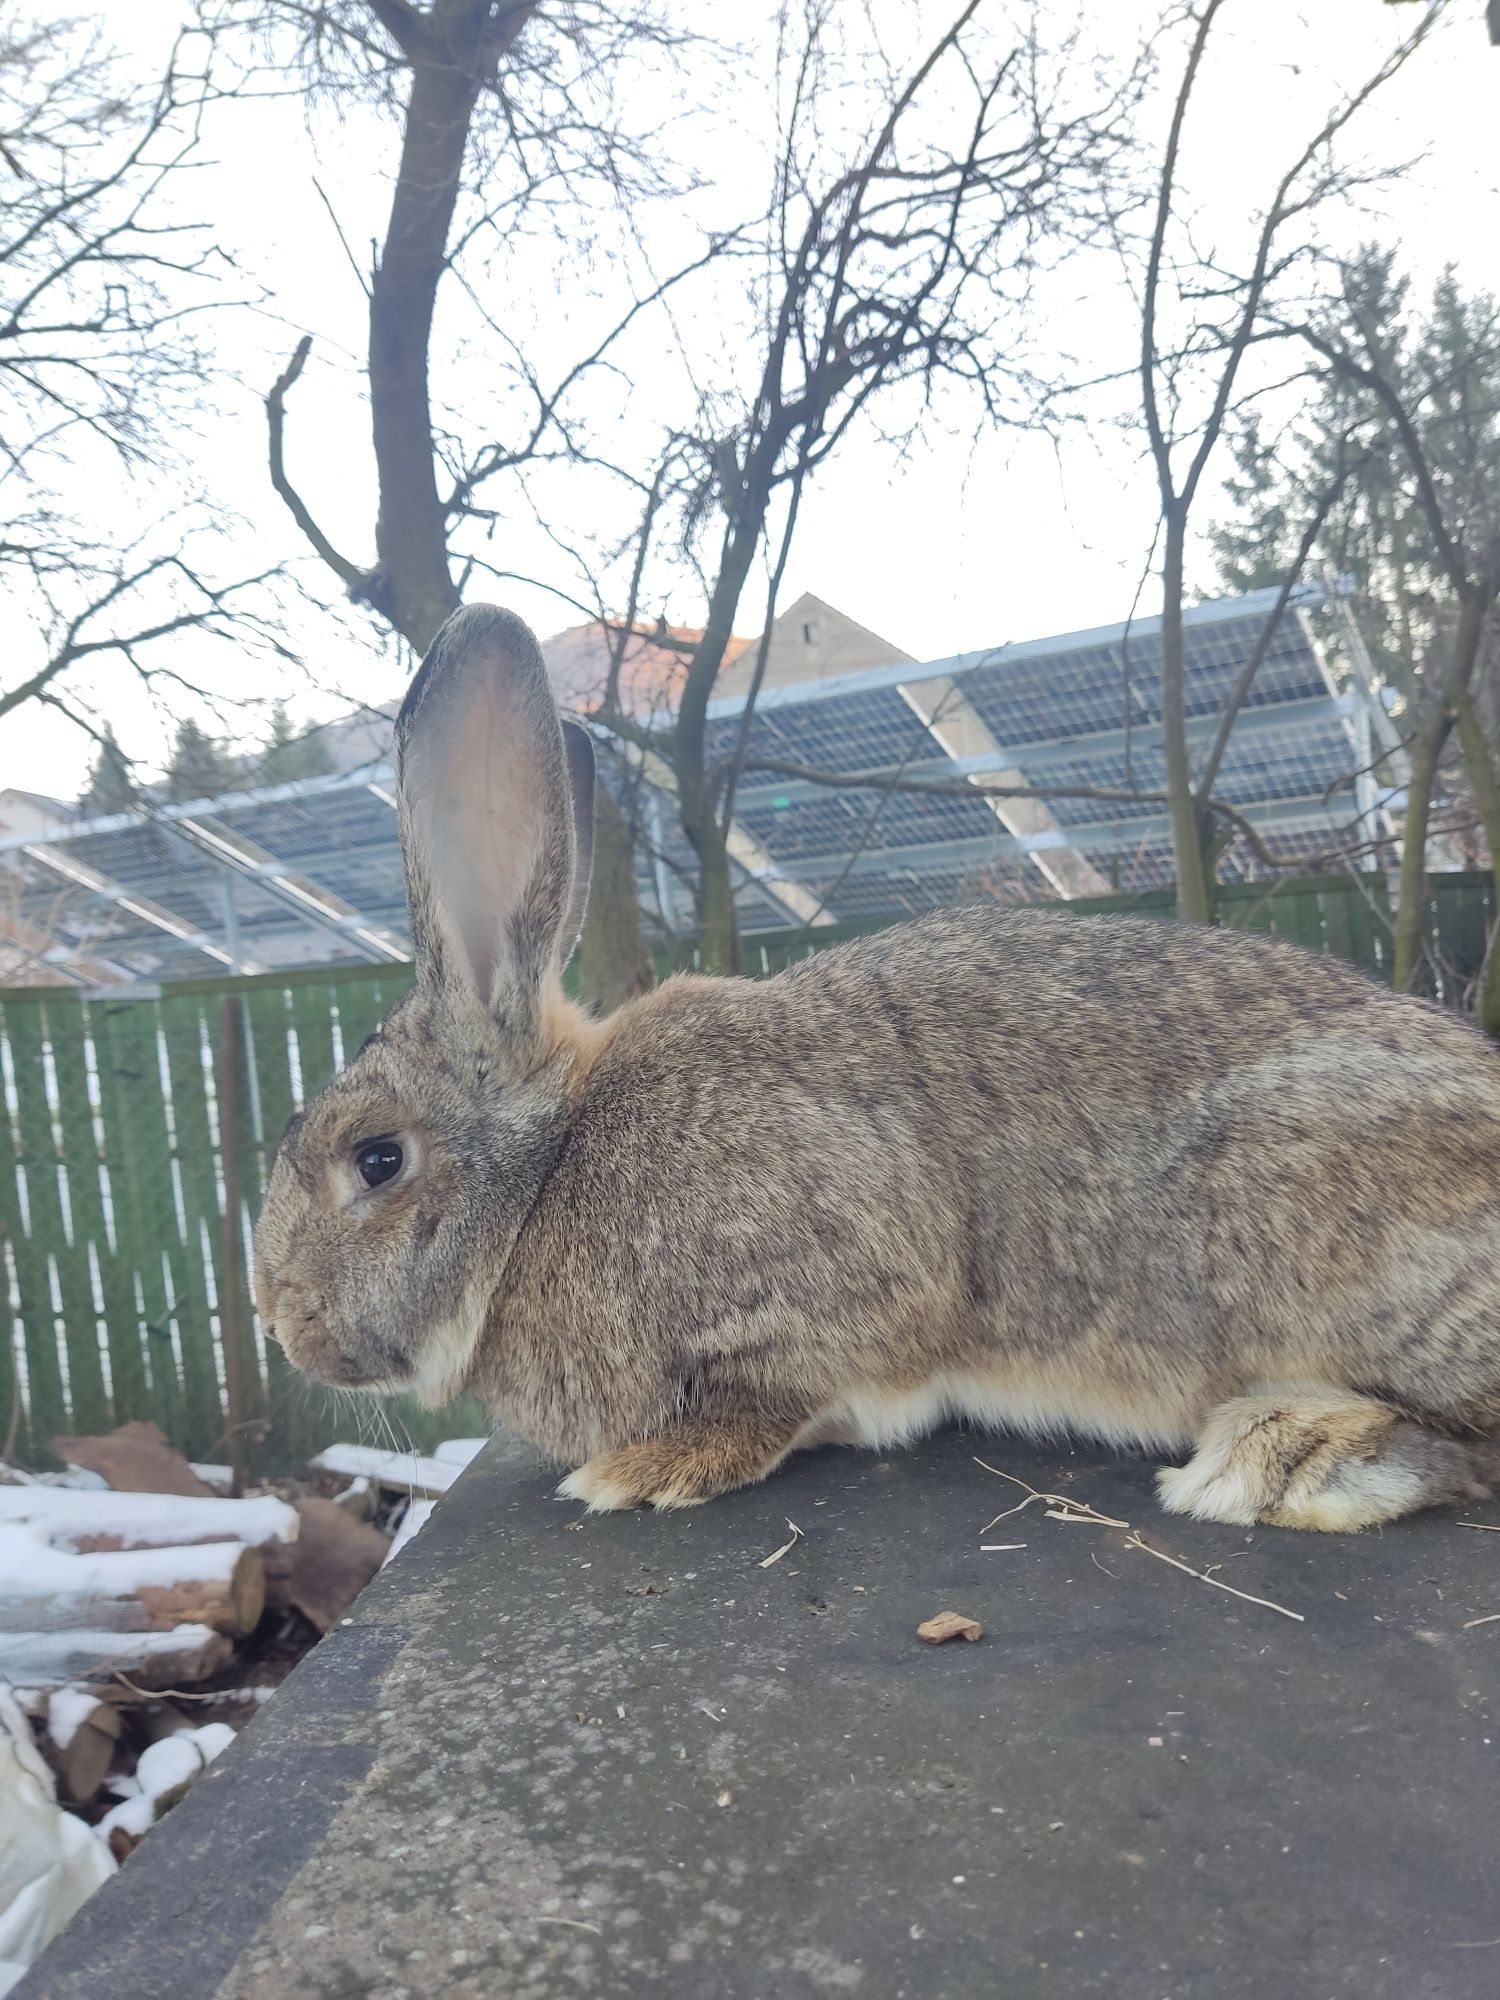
1211;250;1500;708
165;718;236;802
79;726;138;815
1211;249;1500;1024
258;703;335;786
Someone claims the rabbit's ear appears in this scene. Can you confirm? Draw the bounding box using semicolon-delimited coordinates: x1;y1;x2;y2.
394;605;584;1044
558;720;596;966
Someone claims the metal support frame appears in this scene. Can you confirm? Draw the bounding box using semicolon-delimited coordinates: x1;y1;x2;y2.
607;738;836;932
894;679;1113;900
732;694;1357;814
165;818;407;965
745;794;1361;892
221;874;244;976
645;793;681;934
20;842;244;972
0;585;1400;975
703;583;1327;725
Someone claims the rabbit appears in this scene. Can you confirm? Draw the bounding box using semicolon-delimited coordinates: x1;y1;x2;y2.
253;602;1500;1531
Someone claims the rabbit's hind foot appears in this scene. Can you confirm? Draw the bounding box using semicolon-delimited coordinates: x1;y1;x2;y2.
558;1411;805;1513
1156;1389;1493;1532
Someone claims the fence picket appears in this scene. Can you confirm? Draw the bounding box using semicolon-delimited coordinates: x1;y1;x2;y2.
43;1002;127;1434
3;1000;86;1445
155;995;229;1460
92;994;188;1445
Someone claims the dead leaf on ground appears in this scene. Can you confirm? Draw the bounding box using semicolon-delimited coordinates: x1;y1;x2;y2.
50;1420;212;1497
917;1611;983;1645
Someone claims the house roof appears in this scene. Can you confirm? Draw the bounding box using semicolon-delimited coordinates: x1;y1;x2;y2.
541;620;754;720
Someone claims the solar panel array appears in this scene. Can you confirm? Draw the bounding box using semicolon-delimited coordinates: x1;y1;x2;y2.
0;590;1390;983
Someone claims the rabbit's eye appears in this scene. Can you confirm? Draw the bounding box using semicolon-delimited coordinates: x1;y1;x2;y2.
355;1139;403;1189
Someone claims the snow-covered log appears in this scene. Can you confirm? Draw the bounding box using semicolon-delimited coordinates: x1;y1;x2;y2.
41;1689;121;1803
0;1487;299;1554
308;1444;456;1495
1;1623;232;1689
0;1527;266;1637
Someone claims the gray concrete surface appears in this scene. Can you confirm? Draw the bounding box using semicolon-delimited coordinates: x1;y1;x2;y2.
16;1429;1500;1999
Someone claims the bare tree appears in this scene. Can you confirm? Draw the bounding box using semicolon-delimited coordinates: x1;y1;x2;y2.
1136;0;1446;921
238;0;715;1000
248;0;696;650
1292;270;1500;1026
2;17;285;761
588;2;1141;974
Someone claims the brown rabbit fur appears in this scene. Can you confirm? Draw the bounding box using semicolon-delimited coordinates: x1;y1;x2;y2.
253;604;1500;1531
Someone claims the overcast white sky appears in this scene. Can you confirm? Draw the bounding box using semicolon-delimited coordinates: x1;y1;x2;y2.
4;0;1498;798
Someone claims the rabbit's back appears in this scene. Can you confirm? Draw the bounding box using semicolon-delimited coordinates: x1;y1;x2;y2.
496;906;1500;1457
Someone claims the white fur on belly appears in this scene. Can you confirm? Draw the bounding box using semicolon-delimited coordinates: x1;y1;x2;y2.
806;1368;1193;1455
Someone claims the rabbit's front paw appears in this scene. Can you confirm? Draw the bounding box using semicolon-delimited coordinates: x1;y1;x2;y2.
558;1444;713;1512
557;1415;806;1513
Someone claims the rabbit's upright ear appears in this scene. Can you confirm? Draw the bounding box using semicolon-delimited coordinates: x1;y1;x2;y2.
395;605;591;1047
558;719;596;964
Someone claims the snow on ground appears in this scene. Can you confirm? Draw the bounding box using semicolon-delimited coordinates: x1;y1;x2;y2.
93;1725;236;1848
0;1431;482;1987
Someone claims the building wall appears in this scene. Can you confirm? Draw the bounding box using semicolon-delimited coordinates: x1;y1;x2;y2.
714;592;913;701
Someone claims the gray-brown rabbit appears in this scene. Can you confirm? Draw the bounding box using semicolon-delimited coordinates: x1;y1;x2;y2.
252;603;1500;1530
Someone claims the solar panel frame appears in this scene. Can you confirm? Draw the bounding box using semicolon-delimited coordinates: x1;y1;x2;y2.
0;591;1395;981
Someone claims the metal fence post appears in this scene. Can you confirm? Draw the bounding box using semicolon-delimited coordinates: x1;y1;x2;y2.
217;991;251;1496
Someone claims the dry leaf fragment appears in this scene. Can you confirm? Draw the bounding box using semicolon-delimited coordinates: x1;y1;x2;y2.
758;1520;804;1568
917;1611;983;1645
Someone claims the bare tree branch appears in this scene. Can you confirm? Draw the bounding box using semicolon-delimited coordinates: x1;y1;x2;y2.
265;334;366;588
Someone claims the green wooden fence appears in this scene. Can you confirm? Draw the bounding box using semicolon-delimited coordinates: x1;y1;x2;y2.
0;870;1492;1471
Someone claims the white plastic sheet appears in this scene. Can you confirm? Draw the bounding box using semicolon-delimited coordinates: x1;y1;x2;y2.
0;1688;114;1996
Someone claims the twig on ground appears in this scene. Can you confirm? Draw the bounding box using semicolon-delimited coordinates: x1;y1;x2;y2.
1122;1534;1304;1623
973;1457;1304;1625
112;1673;228;1703
973;1460;1129;1533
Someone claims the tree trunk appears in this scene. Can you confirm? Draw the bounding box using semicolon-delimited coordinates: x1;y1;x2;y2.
690;814;740;976
576;784;655;1011
365;1;655;980
673;512;762;976
368;6;490;651
1392;697;1450;994
1448;618;1500;1035
1160;515;1215;923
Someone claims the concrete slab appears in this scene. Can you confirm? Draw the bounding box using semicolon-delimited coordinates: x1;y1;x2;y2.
16;1430;1500;1999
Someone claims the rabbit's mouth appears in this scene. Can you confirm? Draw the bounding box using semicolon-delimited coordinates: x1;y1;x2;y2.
278;1334;400;1394
260;1289;407;1392
292;1350;386;1390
